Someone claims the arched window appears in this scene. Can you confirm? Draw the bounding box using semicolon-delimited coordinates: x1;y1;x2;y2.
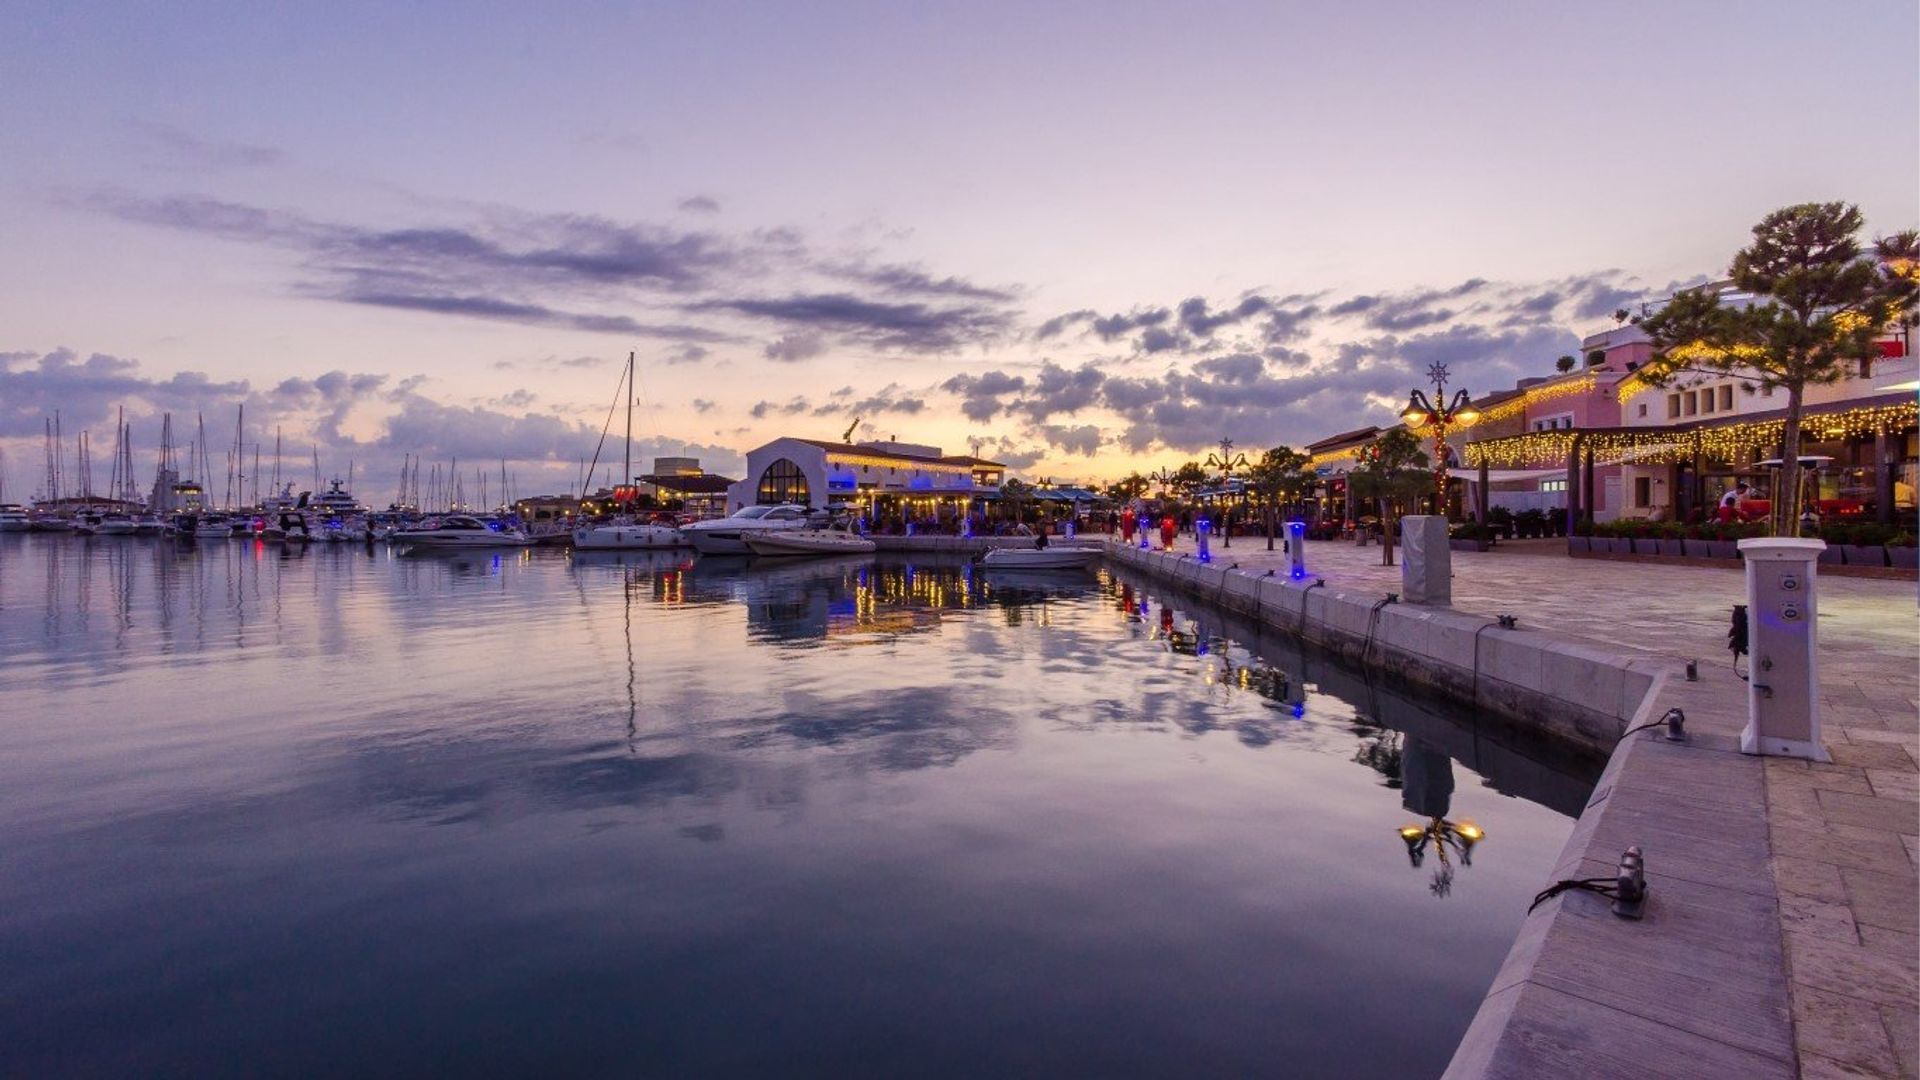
756;458;810;505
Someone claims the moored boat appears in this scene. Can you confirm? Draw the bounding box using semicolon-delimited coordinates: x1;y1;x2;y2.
744;523;876;558
390;514;535;547
0;505;31;532
979;544;1103;570
573;518;687;550
682;504;814;555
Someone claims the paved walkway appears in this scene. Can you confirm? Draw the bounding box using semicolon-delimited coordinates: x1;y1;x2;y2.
1113;531;1917;1077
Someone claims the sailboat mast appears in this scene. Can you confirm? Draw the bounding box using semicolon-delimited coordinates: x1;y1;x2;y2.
624;350;634;493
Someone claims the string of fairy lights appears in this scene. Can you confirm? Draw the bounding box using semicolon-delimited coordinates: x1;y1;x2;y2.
1461;401;1918;469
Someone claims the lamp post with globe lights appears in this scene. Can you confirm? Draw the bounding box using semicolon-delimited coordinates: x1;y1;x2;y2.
1398;362;1480;515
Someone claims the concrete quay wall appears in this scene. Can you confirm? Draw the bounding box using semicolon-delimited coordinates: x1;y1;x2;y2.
1103;541;1659;756
1101;540;1798;1079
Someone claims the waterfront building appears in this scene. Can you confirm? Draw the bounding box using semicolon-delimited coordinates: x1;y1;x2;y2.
727;436;1005;517
1459;304;1917;526
1304;426;1380;522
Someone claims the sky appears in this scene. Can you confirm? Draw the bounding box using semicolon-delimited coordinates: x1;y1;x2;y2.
1;0;1915;502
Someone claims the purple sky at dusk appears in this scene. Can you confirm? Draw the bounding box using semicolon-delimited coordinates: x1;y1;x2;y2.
2;1;1915;499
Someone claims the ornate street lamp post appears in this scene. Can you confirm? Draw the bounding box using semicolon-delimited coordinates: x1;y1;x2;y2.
1398;362;1480;515
1203;438;1249;548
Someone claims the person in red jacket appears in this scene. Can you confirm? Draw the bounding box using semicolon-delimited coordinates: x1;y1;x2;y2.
1120;507;1136;543
1159;513;1177;550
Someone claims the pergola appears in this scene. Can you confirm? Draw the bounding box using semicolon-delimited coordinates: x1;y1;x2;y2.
1460;395;1917;527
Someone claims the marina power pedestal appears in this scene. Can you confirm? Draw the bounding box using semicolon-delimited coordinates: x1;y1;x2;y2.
1736;538;1829;762
1285;520;1307;579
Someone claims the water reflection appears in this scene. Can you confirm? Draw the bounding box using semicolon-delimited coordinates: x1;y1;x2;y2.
0;539;1598;1079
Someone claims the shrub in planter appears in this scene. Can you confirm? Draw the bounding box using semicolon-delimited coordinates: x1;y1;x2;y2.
1513;508;1545;539
1449;522;1493;551
1889;532;1918;569
1486;506;1515;540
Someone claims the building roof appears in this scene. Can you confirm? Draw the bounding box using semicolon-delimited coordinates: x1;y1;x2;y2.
787;437;1004;469
1304;425;1380;452
641;473;736;494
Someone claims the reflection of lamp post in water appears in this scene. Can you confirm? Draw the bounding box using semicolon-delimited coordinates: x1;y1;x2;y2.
1204;438;1250;548
1395;738;1484;897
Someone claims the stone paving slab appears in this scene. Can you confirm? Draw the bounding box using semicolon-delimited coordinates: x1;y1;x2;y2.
1106;532;1917;1077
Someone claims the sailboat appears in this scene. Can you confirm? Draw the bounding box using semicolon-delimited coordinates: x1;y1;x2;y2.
572;351;688;550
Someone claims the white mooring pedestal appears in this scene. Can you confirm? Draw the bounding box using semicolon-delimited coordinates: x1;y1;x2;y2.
1737;537;1829;762
1285;520;1307;579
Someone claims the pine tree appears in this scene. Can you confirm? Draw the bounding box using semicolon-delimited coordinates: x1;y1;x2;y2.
1636;202;1918;537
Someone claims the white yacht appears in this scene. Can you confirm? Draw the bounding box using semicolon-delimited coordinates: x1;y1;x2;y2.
744;520;876;558
979;543;1103;570
572;518;688;550
312;478;363;517
191;513;236;539
390;514;535;548
0;505;31;532
681;504;813;555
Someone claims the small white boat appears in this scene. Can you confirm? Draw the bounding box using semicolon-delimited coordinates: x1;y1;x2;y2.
95;513;139;536
744;523;876;558
390;514;535;547
0;505;32;532
979;544;1103;570
192;514;236;539
572;519;687;550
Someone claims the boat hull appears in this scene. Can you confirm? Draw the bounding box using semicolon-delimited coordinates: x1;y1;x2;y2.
392;533;536;548
979;546;1102;570
572;525;688;550
744;532;877;557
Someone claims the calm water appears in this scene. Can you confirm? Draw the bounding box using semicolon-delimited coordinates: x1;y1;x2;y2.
0;536;1594;1078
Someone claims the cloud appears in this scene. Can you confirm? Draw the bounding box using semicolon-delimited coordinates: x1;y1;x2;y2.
132;121;283;169
842;263;1019;303
939;369;1027;421
338;289;736;342
678;195;721;214
0;347;250;437
1010;361;1106;422
764;332;828;362
1038;423;1102;456
692;293;1011;352
663;344;709;366
692;398;716;413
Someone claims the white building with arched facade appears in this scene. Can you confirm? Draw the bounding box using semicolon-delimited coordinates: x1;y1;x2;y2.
726;436;1006;514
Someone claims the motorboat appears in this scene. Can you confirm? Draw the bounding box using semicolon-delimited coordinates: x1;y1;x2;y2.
389;514;535;547
191;513;236;539
320;516;369;542
95;513;139;536
572;518;688;550
744;522;877;558
132;514;167;535
979;543;1103;570
0;505;31;532
681;504;814;555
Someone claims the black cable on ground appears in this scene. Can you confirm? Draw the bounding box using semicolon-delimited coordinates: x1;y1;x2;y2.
1528;877;1622;914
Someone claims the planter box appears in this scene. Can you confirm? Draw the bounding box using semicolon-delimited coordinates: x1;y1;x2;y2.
1841;545;1887;568
1449;539;1491;552
1681;538;1715;558
1706;541;1740;559
1817;547;1844;566
1889;547;1918;570
1567;536;1590;555
1607;538;1636;556
1655;539;1685;557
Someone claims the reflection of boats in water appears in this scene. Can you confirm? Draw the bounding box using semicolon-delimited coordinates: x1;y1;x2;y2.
744;522;876;558
570;548;697;573
979;544;1102;570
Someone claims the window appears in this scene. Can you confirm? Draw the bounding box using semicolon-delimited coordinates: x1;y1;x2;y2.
1668;394;1682;418
1700;389;1715;414
1683;392;1698;417
1719;385;1733;411
755;458;810;505
1540;479;1567;493
1634;477;1651;508
1637;403;1648;418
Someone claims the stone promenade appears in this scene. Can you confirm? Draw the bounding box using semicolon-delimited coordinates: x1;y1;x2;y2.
1114;530;1917;1078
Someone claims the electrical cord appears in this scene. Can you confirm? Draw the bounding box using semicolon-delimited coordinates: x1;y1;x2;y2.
1528;877;1625;914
